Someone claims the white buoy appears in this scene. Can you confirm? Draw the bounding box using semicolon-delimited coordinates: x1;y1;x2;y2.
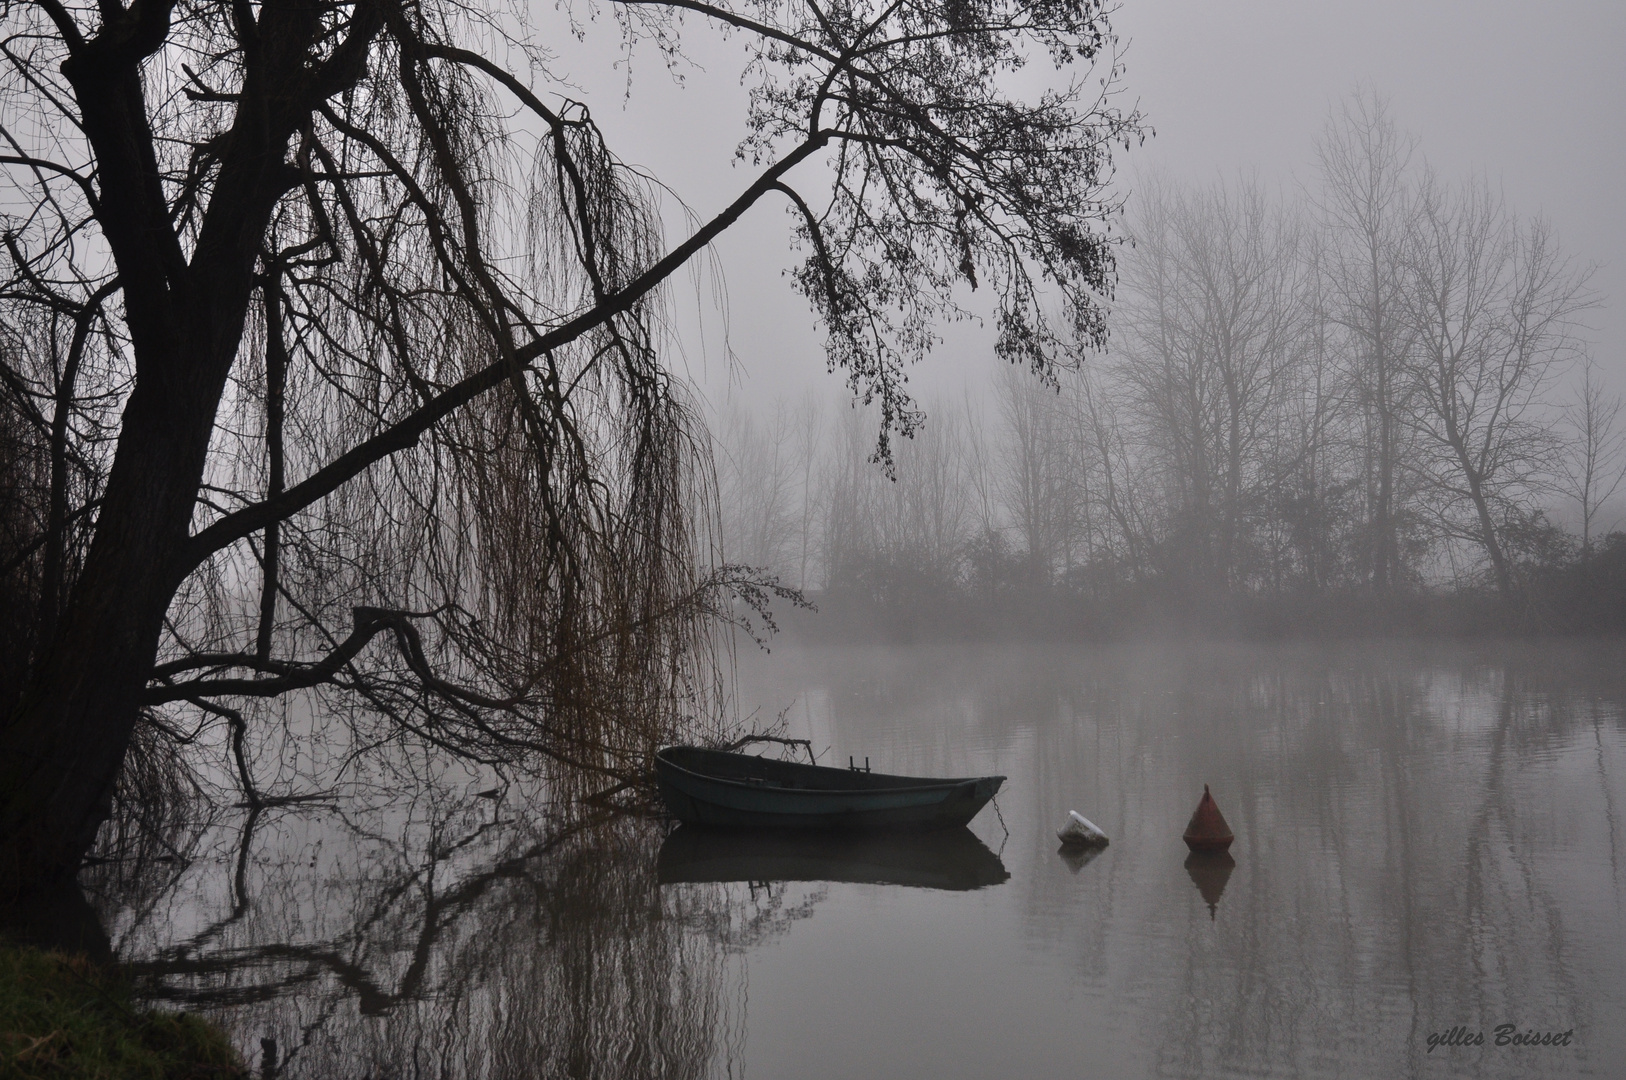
1057;810;1109;847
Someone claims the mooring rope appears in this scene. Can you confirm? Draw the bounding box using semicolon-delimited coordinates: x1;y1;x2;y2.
991;791;1010;855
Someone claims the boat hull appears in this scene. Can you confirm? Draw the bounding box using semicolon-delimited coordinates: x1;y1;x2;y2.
654;746;1005;832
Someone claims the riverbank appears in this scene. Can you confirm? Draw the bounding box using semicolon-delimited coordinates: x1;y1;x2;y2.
777;541;1626;644
1;940;244;1078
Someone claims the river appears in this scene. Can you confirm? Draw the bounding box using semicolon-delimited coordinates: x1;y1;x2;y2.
97;638;1626;1078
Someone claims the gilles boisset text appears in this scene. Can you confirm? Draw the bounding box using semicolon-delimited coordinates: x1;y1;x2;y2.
1426;1025;1575;1052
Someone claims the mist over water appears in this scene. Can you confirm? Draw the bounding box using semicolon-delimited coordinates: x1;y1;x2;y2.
3;0;1619;1073
101;638;1626;1078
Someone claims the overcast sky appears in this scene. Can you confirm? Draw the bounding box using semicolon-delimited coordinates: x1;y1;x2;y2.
557;0;1626;415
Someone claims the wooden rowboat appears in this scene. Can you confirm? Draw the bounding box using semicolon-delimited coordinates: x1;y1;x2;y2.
654;746;1005;832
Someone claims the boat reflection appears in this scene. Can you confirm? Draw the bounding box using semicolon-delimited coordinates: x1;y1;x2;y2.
658;826;1010;891
1184;850;1235;919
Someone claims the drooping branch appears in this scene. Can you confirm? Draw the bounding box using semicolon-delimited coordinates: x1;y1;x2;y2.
180;129;833;573
255;268;287;663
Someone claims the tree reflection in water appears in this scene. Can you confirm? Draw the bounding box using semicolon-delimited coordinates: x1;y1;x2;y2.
86;790;778;1079
76;641;1626;1079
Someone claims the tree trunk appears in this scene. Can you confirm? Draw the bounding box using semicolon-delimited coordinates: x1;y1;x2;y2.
1373;405;1393;590
1370;266;1396;594
0;16;309;889
1464;472;1512;595
1;374;221;889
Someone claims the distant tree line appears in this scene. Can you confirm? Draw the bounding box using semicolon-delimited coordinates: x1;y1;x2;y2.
717;94;1626;636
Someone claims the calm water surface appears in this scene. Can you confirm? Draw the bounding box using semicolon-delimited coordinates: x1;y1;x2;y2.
101;639;1626;1078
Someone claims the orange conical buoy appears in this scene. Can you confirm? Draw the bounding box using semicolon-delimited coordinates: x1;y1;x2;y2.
1183;784;1234;852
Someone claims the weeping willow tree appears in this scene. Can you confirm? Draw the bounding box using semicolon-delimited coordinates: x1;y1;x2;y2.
0;0;1142;887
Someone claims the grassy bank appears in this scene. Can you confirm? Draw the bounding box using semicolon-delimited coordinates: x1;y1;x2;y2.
1;941;243;1079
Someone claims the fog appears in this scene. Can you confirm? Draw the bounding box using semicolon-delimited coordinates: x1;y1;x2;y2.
4;3;1617;1071
709;114;1621;628
573;2;1624;623
576;0;1625;418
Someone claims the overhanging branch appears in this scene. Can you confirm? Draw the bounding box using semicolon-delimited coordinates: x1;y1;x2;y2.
178;127;832;578
144;606;400;705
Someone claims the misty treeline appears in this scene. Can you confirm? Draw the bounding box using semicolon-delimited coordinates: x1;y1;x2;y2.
717;95;1626;634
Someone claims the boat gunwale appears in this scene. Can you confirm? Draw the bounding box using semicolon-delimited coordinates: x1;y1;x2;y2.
655;746;1004;799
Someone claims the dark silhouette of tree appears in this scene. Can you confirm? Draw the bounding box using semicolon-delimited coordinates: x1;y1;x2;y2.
0;0;1142;886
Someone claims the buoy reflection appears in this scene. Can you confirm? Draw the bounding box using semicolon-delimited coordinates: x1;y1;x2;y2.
1056;844;1105;874
1184;850;1235;919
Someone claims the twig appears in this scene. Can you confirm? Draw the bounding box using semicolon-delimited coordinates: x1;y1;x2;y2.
721;733;817;765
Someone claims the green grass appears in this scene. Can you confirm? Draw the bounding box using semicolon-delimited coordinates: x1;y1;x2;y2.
0;941;245;1079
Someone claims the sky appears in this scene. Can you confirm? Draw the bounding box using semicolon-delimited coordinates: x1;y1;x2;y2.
549;0;1626;415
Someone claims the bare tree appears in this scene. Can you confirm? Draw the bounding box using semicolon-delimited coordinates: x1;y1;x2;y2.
1312;89;1417;592
886;400;974;576
790;392;825;590
1117;175;1306;589
818;402;879;590
717;401;796;574
1399;176;1593;592
1067;369;1151;587
0;0;1142;886
1558;361;1626;558
810;392;975;603
994;364;1071;583
1249;226;1382;593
